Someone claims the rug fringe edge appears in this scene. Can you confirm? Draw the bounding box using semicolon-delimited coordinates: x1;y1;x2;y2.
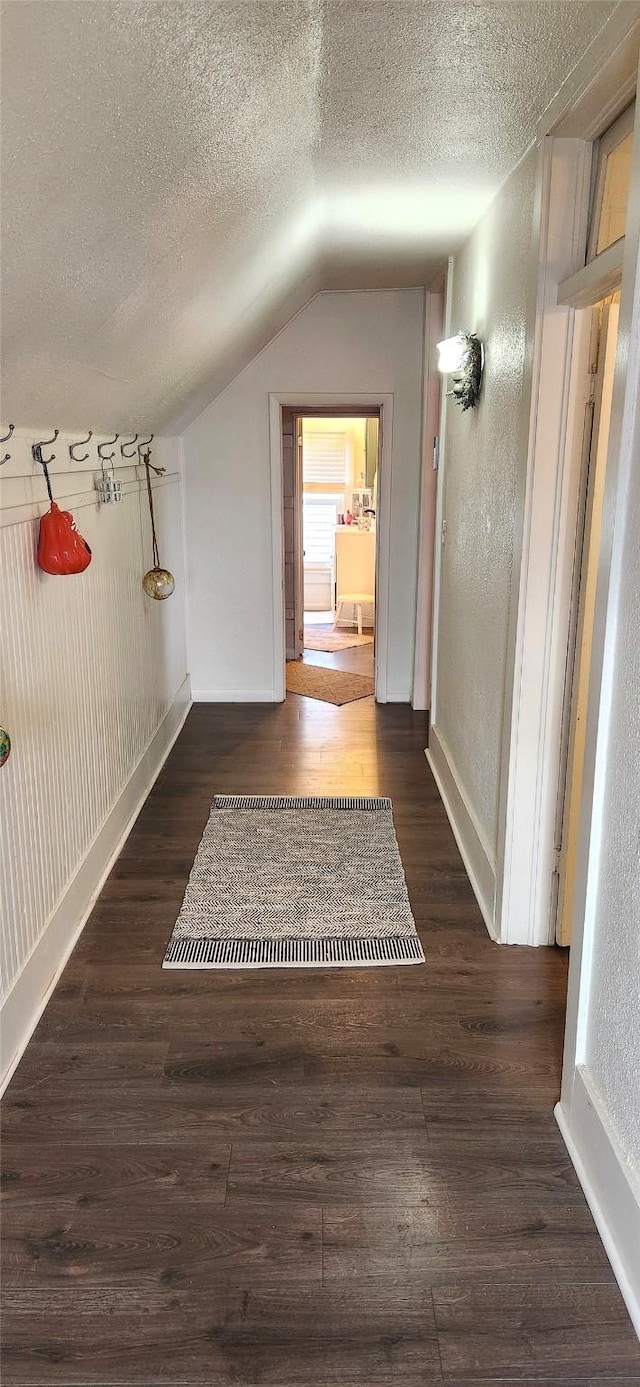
213;795;393;810
162;936;425;968
163;956;425;970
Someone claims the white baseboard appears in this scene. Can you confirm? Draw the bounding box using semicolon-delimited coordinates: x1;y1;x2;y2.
0;676;192;1093
426;723;497;939
191;689;277;703
555;1067;640;1340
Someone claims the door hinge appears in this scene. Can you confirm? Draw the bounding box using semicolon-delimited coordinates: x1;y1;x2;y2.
433;436;440;471
549;866;561;937
587;369;597;405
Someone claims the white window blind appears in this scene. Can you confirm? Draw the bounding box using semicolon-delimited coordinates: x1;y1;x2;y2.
303;431;348;486
303;496;340;564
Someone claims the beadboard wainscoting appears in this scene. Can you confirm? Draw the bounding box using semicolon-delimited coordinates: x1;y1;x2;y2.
0;433;190;1087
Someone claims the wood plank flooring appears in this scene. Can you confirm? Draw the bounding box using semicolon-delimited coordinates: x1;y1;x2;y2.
301;633;374;678
2;691;640;1385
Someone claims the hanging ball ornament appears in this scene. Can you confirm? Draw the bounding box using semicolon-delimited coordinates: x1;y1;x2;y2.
0;727;11;768
141;449;175;601
142;566;175;600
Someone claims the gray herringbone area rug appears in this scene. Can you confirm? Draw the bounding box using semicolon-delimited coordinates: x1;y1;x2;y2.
163;795;425;969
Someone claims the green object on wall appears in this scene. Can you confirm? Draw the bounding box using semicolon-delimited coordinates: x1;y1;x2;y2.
0;727;11;767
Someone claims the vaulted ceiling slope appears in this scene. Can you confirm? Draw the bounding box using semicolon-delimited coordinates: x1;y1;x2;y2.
0;1;619;431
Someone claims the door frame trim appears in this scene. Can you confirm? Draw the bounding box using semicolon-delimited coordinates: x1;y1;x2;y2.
428;261;454;730
268;392;394;703
555;300;620;948
496;136;595;945
413;287;444;710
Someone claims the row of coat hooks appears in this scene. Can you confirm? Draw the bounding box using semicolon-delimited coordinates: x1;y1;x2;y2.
1;424;14;465
0;425;156;467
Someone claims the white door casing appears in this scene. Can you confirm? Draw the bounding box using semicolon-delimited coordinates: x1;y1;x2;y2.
269;393;394;703
496;137;595;945
412;288;444;710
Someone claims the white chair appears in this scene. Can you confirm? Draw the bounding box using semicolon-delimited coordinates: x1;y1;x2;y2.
334;530;375;634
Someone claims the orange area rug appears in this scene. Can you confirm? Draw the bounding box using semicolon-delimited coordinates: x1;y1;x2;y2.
286;661;374;705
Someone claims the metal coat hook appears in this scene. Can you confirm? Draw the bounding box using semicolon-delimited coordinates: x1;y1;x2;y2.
120;433;138;458
97;433;119;461
0;423;13;464
140;438;164;476
32;430;59;467
69;430;93;462
137;434;154;459
144;457;165;475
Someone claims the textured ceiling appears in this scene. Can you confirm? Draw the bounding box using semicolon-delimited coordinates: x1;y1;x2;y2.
0;1;620;431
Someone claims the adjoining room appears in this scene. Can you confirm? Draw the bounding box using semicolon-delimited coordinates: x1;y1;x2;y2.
285;411;380;705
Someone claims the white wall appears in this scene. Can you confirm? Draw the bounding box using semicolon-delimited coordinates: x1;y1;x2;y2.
182;289;425;701
583;347;640;1165
581;217;640;1174
574;410;640;1322
556;328;640;1332
0;431;189;1086
427;118;640;1328
429;149;539;923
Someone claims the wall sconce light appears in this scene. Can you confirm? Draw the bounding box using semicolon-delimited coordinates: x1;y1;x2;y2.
437;331;483;411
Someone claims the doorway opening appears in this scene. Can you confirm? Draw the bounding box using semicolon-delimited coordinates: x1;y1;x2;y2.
496;95;635;949
554;291;621;946
281;406;381;704
552;102;633;947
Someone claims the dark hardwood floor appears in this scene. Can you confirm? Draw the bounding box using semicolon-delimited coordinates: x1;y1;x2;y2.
2;692;639;1385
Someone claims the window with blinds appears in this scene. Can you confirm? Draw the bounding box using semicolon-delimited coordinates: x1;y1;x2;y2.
303;431;348;486
303;496;340;564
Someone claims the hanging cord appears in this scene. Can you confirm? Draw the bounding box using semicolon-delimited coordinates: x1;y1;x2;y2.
42;460;54;504
143;450;166;569
32;437;59;501
143;453;161;569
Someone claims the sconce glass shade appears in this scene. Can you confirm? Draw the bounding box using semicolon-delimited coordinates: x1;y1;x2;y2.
437;334;468;373
437;331;483;410
142;566;175;600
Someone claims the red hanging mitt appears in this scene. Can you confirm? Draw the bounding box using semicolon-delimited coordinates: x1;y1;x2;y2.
37;501;92;575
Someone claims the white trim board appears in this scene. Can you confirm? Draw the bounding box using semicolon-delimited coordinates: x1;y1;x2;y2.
268;392;394;705
538;9;640;141
426;724;497;940
0;676;192;1094
427;259;454;730
558;238;625;309
191;689;276;703
412;288;444;711
1;472;181;531
556;1067;640;1340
